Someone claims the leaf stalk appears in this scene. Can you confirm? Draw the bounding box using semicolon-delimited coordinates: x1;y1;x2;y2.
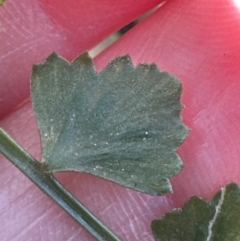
0;128;122;241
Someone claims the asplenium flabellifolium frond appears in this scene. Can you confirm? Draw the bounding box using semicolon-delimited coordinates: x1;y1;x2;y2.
31;52;188;195
152;183;240;241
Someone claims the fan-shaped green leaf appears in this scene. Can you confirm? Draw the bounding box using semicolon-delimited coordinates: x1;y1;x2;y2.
31;52;188;195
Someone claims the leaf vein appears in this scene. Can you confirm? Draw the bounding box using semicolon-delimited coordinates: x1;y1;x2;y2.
206;186;226;241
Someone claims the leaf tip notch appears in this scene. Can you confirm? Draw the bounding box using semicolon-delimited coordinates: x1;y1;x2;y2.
31;52;69;82
106;54;133;68
73;51;95;67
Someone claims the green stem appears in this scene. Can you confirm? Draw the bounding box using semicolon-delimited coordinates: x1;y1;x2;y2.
0;128;122;241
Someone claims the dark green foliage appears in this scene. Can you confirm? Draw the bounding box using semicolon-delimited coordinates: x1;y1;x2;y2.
152;183;240;240
31;53;188;195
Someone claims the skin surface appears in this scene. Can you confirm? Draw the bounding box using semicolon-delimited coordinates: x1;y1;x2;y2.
1;0;240;240
0;0;162;119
